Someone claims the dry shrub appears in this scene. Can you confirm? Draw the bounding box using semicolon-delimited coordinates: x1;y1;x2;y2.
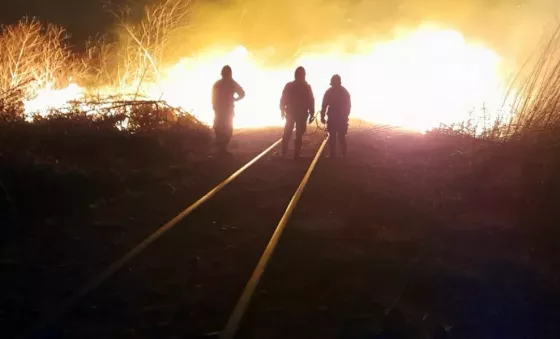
82;35;117;88
0;98;210;196
29;111;125;133
0;3;198;128
0;102;25;124
84;0;191;92
0;18;85;109
126;102;177;131
21;95;208;134
116;0;190;87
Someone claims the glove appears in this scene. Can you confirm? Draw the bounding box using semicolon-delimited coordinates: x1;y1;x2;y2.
320;117;326;125
308;116;315;124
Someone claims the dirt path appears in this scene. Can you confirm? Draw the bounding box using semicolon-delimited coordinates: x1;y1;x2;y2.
2;126;560;339
239;129;560;339
0;127;294;337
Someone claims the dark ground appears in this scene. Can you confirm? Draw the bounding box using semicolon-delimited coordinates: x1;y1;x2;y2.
1;125;560;339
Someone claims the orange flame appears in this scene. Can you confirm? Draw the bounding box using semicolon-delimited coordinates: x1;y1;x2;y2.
23;26;514;132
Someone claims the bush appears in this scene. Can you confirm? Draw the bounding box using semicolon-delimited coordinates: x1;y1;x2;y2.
0;18;85;118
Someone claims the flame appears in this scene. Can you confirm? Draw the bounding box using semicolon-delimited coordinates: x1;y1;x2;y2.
23;26;513;132
24;83;84;118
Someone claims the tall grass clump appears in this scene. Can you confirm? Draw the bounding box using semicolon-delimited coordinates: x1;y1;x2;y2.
502;25;560;217
504;25;560;139
427;24;560;258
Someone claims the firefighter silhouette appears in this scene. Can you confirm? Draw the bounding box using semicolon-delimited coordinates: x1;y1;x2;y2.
280;66;315;158
212;65;245;153
320;74;351;157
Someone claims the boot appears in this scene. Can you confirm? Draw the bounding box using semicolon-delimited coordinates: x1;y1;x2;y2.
281;139;289;157
218;143;228;155
341;143;347;158
329;140;337;158
294;139;302;159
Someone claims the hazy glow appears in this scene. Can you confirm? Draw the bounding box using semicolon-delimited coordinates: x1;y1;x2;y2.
23;26;512;132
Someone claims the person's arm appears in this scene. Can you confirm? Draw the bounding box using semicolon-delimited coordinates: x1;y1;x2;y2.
211;83;218;110
320;89;329;122
308;85;315;118
345;89;351;119
234;81;245;101
307;85;316;123
280;84;288;118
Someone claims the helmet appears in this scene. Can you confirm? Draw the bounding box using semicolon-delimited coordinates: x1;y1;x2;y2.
330;74;342;86
295;66;306;81
221;65;232;79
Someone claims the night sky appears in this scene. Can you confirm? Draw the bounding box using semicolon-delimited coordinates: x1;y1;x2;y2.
0;0;147;48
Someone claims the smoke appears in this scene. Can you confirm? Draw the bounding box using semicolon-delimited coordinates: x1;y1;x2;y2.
172;0;559;66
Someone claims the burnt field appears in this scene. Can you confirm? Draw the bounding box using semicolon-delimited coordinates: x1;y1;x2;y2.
1;122;560;339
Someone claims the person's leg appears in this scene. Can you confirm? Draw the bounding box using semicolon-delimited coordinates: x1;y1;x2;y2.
328;129;337;157
282;116;295;156
294;115;307;159
339;132;347;157
340;121;348;157
213;115;225;151
223;115;234;149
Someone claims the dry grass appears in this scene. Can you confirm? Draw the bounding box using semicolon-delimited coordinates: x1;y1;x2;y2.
424;25;560;253
505;26;560;138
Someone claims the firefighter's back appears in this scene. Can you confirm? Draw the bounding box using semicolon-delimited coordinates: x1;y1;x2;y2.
283;81;313;116
213;78;238;112
324;86;350;122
